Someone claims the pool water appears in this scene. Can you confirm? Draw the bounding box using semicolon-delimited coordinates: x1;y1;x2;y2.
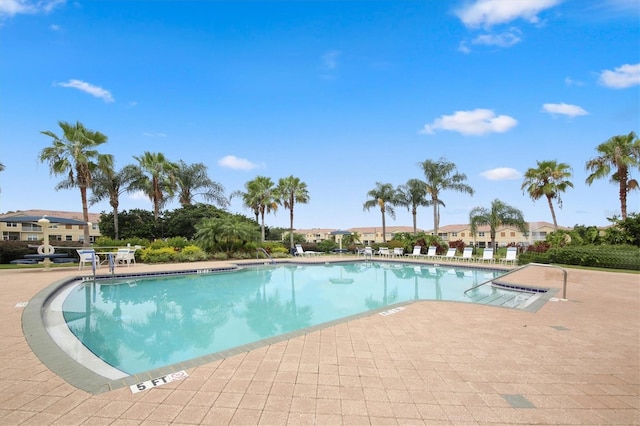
60;262;513;375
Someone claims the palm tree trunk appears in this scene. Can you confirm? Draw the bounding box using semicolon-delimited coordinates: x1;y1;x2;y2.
546;195;558;230
381;208;387;243
289;205;295;249
113;206;120;240
433;201;439;236
80;186;90;247
260;209;266;242
619;175;628;219
412;207;417;236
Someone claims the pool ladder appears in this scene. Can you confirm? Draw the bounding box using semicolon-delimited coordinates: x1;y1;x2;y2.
256;248;275;264
464;263;568;300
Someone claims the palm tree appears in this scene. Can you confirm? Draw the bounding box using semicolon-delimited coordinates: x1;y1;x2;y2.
586;131;640;219
175;161;228;208
419;158;474;236
363;182;398;243
39;121;113;246
521;160;574;230
132;152;178;220
195;216;260;253
396;178;431;235
341;231;362;248
89;164;141;240
233;176;277;241
469;199;527;249
275;175;310;249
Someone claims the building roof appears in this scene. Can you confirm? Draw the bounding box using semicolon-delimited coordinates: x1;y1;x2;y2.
0;209;101;224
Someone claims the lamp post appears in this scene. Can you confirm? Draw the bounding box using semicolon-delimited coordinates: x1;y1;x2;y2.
38;216;52;270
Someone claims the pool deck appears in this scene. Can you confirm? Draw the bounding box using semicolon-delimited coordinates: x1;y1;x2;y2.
1;257;638;425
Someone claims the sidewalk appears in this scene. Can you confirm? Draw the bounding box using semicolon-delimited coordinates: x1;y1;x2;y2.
0;260;638;425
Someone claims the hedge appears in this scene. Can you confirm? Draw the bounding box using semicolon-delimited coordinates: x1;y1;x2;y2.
519;245;639;271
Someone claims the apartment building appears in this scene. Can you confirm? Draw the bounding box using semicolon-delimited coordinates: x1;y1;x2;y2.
0;210;102;243
428;221;565;248
296;226;419;245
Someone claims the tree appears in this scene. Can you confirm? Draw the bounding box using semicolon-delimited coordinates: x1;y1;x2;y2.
233;176;277;241
175;161;228;208
195;215;260;253
363;182;398;243
39;121;113;246
132;152;178;220
341;231;362;248
469;199;527;249
586;131;640;219
90;164;141;240
419;158;474;236
521;160;574;230
396;178;431;236
275;175;310;249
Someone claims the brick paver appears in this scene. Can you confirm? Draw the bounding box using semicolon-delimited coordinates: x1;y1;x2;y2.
1;258;638;425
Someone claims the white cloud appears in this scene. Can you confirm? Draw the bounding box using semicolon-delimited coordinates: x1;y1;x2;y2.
56;79;114;102
564;77;584;86
321;50;341;70
480;168;521;180
0;0;64;17
218;155;258;171
471;29;522;47
542;102;589;117
143;132;167;138
421;108;517;136
458;41;471;54
49;23;60;30
455;0;561;28
128;191;148;201
598;63;640;89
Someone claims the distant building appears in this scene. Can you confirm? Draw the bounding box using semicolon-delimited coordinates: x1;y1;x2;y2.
425;221;568;248
0;210;102;243
295;226;420;245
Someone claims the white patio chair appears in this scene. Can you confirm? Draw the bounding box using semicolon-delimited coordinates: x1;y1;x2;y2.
477;248;495;263
77;249;99;270
500;247;518;265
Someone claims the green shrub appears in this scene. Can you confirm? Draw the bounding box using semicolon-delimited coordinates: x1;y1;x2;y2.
140;247;176;263
165;237;189;249
519;245;639;270
175;245;208;262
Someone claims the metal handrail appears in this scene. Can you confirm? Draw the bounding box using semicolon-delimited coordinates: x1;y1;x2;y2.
256;248;275;264
464;262;568;300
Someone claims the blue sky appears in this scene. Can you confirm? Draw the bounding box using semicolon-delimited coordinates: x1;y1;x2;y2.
1;0;639;231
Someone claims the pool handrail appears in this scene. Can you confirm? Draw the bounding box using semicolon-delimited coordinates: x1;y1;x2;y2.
463;262;568;300
256;247;275;264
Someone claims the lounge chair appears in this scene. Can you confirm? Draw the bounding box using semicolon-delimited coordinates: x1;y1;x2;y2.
295;244;321;256
377;247;390;257
458;247;474;262
77;249;99;270
500;247;518;265
424;246;438;260
115;248;136;266
362;246;374;259
392;247;404;257
477;248;495;263
439;248;457;261
406;246;424;258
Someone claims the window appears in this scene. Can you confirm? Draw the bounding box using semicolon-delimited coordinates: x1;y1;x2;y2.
478;232;485;237
510;232;515;237
66;235;73;241
27;234;39;241
451;232;458;237
460;232;465;237
438;232;447;238
6;223;17;228
500;232;505;237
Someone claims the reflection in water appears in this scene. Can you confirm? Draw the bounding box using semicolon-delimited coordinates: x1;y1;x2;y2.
62;263;504;375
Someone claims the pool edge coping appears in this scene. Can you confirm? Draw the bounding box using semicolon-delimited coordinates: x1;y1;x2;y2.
22;259;545;394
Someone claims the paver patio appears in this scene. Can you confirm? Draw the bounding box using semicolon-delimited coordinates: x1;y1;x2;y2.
1;258;638;425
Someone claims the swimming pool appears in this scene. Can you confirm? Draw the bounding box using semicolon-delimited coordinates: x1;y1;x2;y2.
38;261;549;383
